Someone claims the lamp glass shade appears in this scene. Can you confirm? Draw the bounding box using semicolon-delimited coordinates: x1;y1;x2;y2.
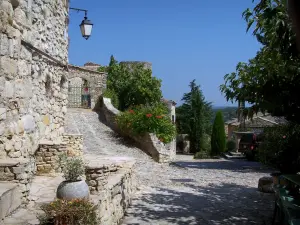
80;17;93;40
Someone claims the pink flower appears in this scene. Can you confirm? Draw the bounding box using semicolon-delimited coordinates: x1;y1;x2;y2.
283;135;286;139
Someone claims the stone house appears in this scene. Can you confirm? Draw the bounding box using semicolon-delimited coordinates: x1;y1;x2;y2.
225;113;287;140
0;1;138;224
161;98;176;123
68;63;106;109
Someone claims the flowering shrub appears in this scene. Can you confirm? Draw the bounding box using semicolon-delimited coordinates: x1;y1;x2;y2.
258;123;300;173
116;103;176;143
39;198;97;225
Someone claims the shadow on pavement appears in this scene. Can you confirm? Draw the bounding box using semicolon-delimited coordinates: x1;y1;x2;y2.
172;159;275;174
122;182;275;225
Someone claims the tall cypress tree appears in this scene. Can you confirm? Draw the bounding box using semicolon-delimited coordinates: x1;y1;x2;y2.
177;80;212;153
211;111;226;156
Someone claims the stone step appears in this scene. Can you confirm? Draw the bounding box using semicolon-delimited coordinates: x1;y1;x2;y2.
0;158;32;182
228;151;244;156
2;208;40;225
223;152;246;159
0;182;22;220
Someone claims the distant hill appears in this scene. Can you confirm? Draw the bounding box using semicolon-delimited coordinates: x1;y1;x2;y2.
212;106;238;122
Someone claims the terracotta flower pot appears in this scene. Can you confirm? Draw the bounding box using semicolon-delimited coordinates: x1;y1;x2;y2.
56;180;89;200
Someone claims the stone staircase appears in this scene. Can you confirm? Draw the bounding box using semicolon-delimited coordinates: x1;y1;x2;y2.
64;109;151;160
0;109;140;224
223;151;246;159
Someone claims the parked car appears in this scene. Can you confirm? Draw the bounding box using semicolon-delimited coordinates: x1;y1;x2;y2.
239;133;262;161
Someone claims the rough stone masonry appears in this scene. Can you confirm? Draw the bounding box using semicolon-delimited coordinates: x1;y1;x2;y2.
0;0;69;159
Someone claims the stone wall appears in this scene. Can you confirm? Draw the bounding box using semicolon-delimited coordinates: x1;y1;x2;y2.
176;134;190;154
68;65;107;109
0;158;35;202
35;140;67;175
0;0;69;159
63;134;83;157
35;134;83;175
98;97;176;162
85;155;136;225
120;61;152;71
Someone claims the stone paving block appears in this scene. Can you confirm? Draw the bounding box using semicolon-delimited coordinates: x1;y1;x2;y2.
0;182;22;220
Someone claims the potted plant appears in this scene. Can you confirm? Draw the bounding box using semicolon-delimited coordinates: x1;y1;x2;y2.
56;153;89;200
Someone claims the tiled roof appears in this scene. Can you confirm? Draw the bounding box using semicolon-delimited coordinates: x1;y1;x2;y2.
161;98;177;106
84;62;101;66
225;113;287;128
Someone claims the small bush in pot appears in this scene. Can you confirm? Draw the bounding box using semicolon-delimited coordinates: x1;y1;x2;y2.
56;154;89;200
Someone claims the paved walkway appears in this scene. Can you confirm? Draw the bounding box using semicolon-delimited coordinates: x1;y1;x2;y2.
65;110;275;225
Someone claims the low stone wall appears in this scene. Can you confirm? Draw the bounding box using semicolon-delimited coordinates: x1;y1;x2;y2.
35;140;67;175
85;155;136;225
98;97;176;162
35;134;83;175
63;134;83;157
0;158;35;203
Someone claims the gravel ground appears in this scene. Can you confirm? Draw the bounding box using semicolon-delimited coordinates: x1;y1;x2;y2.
66;110;275;225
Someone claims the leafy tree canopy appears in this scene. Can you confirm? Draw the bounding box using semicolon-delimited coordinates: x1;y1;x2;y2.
220;0;300;123
106;55;162;111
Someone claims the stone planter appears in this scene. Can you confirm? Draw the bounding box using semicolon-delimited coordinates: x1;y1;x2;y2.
56;180;90;200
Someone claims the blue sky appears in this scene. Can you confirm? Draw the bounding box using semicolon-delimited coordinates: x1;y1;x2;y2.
68;0;260;107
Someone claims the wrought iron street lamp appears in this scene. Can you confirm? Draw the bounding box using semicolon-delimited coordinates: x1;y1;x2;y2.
70;7;93;40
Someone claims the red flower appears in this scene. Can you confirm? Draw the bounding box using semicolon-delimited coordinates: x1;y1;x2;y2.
146;114;153;118
129;109;135;114
156;115;162;119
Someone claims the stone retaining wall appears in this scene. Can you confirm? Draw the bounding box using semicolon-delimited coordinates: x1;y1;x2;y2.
0;158;35;203
85;155;136;225
97;97;176;162
63;134;83;157
35;134;83;175
35;140;67;175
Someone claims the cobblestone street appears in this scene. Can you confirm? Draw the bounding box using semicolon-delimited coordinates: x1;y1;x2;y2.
66;110;275;225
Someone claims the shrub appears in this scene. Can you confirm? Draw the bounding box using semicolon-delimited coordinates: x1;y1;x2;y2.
194;151;210;159
258;123;300;173
58;154;85;182
226;140;236;152
200;134;211;153
116;103;176;143
39;198;97;225
245;149;258;161
211;111;226;156
102;89;119;109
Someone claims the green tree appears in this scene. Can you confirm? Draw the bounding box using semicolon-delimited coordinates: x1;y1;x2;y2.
220;0;300;123
106;55;162;111
211;111;226;156
176;80;212;153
